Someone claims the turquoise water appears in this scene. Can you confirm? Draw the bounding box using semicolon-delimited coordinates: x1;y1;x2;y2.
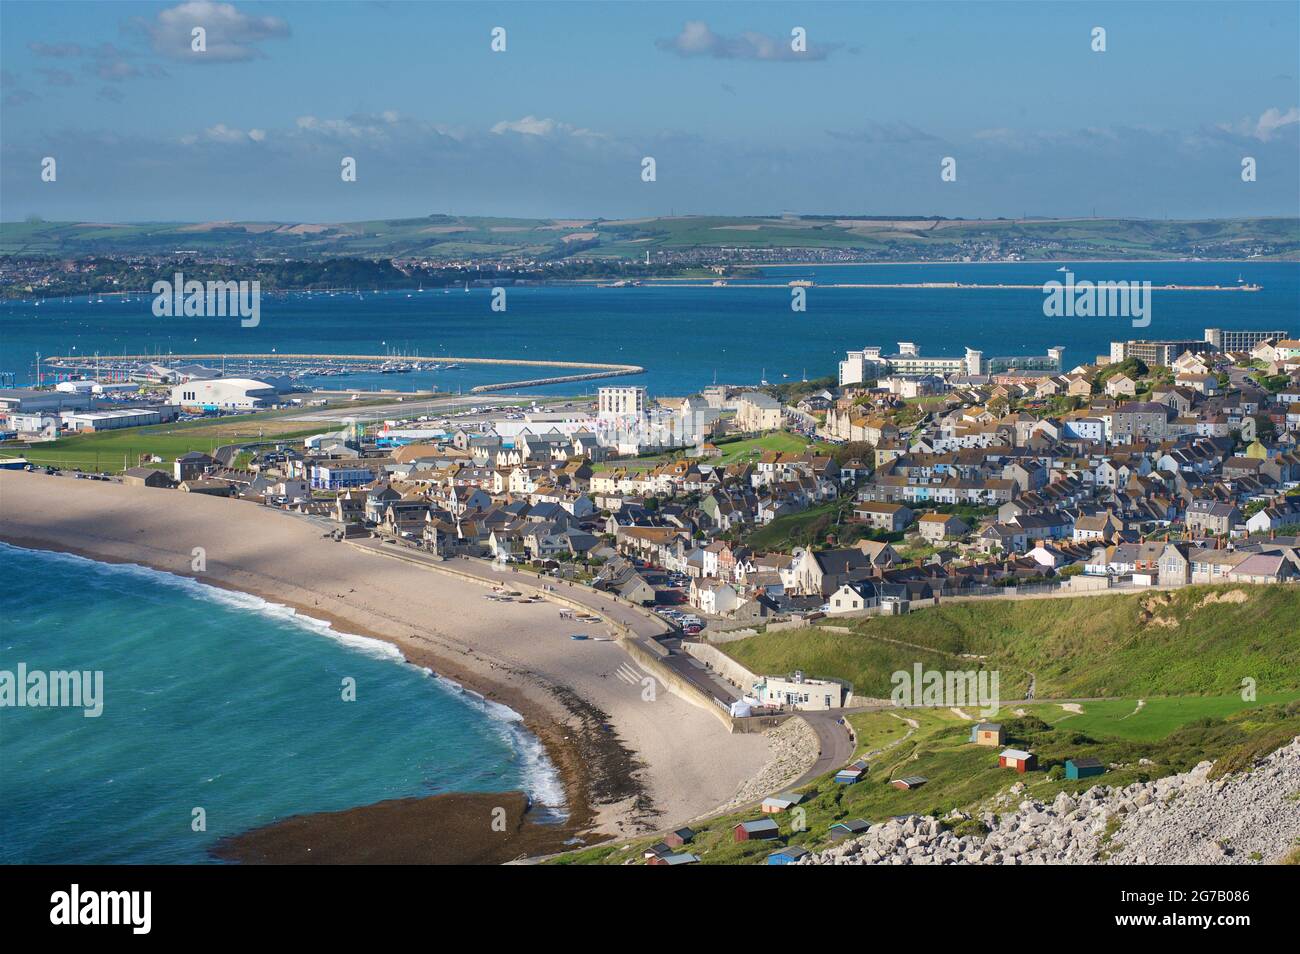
2;262;1296;394
0;543;563;864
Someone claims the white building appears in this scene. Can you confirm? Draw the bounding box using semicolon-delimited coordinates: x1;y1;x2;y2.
10;412;61;435
840;343;1062;384
55;379;99;394
598;386;646;418
734;391;782;432
1063;417;1107;442
60;407;178;432
56;379;141;397
752;672;843;711
839;347;889;386
171;378;278;410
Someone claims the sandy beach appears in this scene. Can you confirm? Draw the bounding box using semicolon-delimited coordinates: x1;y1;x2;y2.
0;470;771;856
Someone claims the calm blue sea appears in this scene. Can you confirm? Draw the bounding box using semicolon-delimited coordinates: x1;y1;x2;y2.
1;262;1296;395
0;543;563;864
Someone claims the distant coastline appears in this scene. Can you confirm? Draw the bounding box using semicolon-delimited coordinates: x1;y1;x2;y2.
7;259;1289;304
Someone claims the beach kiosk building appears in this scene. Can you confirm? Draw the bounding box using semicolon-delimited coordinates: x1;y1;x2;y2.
1065;757;1105;780
970;722;1005;746
999;748;1037;773
734;818;781;842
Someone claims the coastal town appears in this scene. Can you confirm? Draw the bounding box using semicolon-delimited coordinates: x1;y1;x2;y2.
4;0;1300;921
7;322;1300;868
7;325;1299;620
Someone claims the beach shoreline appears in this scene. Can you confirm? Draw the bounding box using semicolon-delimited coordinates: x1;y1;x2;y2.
0;471;770;861
0;530;601;861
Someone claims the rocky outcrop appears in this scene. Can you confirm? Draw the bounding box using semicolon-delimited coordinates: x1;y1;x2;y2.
798;736;1300;865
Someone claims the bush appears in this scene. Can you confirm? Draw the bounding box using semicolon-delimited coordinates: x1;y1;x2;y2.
948;817;990;839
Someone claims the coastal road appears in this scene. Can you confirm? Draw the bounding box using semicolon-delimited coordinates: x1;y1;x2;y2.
789;712;857;787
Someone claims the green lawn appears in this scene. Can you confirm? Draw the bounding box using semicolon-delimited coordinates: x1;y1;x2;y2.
711;432;812;464
740;497;899;553
847;709;917;757
1018;695;1300;742
0;410;334;473
591;431;813;473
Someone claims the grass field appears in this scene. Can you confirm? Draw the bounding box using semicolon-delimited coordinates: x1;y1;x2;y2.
727;624;1027;700
723;585;1300;700
591;431;813;473
0;410;335;473
1018;695;1300;742
555;699;1300;865
741;498;884;552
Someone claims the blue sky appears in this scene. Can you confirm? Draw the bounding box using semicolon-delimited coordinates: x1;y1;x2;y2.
1;0;1297;221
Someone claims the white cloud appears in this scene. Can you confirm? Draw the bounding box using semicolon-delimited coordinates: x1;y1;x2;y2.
145;1;290;62
180;122;266;144
1219;106;1300;142
656;20;842;61
490;115;604;139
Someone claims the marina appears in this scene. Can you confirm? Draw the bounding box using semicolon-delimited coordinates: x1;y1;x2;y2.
37;352;647;392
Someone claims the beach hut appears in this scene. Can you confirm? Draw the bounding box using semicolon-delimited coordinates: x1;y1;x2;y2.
766;846;811;865
970;722;1005;746
1065;757;1105;780
999;748;1037;773
664;827;696;848
642;842;673;861
891;776;928;790
647;852;700;866
734;818;781;842
761;792;805;814
828;819;871;842
836;758;869;784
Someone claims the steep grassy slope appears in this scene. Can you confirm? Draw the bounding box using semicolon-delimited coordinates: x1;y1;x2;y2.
724;585;1300;699
554;701;1300;865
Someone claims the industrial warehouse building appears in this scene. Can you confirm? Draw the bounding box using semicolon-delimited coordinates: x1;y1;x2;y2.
170;378;279;410
60;406;180;432
0;389;93;415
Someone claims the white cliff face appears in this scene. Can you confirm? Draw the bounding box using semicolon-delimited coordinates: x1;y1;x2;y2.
797;736;1300;865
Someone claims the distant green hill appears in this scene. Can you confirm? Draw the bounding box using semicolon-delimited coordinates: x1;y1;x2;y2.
3;214;1296;261
725;584;1300;699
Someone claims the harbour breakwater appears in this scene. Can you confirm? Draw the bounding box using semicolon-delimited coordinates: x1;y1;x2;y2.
44;352;648;392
